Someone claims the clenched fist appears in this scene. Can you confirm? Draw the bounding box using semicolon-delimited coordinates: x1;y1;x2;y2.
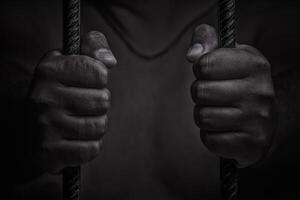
28;31;117;173
187;25;276;167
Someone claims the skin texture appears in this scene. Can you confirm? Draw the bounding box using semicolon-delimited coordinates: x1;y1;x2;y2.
28;31;117;173
186;24;276;167
28;24;276;174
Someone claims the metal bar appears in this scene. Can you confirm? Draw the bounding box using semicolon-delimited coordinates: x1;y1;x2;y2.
218;0;239;200
60;1;237;200
62;0;81;200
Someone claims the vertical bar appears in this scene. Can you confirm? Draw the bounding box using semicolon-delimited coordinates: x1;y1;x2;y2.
218;0;239;200
62;0;81;200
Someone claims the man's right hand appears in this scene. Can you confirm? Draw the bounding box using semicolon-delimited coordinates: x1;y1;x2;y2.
28;31;117;174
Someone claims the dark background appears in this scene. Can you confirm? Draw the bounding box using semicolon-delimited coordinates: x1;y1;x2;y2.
1;0;300;200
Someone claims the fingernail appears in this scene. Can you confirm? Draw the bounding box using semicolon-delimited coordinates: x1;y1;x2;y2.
97;49;117;66
187;43;204;62
103;53;117;66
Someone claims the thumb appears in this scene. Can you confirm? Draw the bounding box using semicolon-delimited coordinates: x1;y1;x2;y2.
186;24;218;63
81;31;117;68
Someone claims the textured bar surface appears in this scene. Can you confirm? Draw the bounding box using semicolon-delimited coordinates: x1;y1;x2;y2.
218;0;239;200
62;0;81;200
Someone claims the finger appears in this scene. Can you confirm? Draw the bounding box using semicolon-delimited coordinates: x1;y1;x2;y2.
35;50;62;77
33;82;110;116
194;106;244;131
191;80;247;106
81;31;117;68
237;44;264;57
44;140;102;170
42;112;108;141
187;24;218;63
44;49;63;58
55;86;110;116
40;54;108;89
200;132;253;165
61;114;108;141
194;48;263;80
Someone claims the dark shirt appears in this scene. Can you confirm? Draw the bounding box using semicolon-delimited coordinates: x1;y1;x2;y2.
1;0;300;199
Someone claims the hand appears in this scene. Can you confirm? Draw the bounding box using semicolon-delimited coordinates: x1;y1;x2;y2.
28;31;117;173
187;24;276;168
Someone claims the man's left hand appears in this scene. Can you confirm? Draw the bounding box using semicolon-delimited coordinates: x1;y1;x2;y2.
187;24;276;168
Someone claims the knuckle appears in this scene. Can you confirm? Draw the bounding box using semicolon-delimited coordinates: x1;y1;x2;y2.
77;117;107;139
77;55;108;87
245;104;269;122
232;47;247;56
246;86;275;118
77;55;90;68
197;107;212;130
198;82;207;101
100;88;111;108
91;49;100;59
29;87;57;108
72;55;89;71
36;54;57;76
198;53;214;78
200;108;211;126
247;89;274;110
92;61;108;87
257;107;271;120
194;24;215;37
77;118;89;138
91;141;101;155
83;118;97;138
38;56;64;79
98;115;108;134
41;50;62;64
259;86;275;101
87;143;100;161
78;142;100;163
94;89;111;113
233;48;244;55
245;128;268;149
254;56;271;70
103;88;111;102
87;31;105;40
198;53;210;69
250;95;274;120
92;116;107;138
46;50;62;57
193;81;205;100
85;31;108;50
36;60;53;78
